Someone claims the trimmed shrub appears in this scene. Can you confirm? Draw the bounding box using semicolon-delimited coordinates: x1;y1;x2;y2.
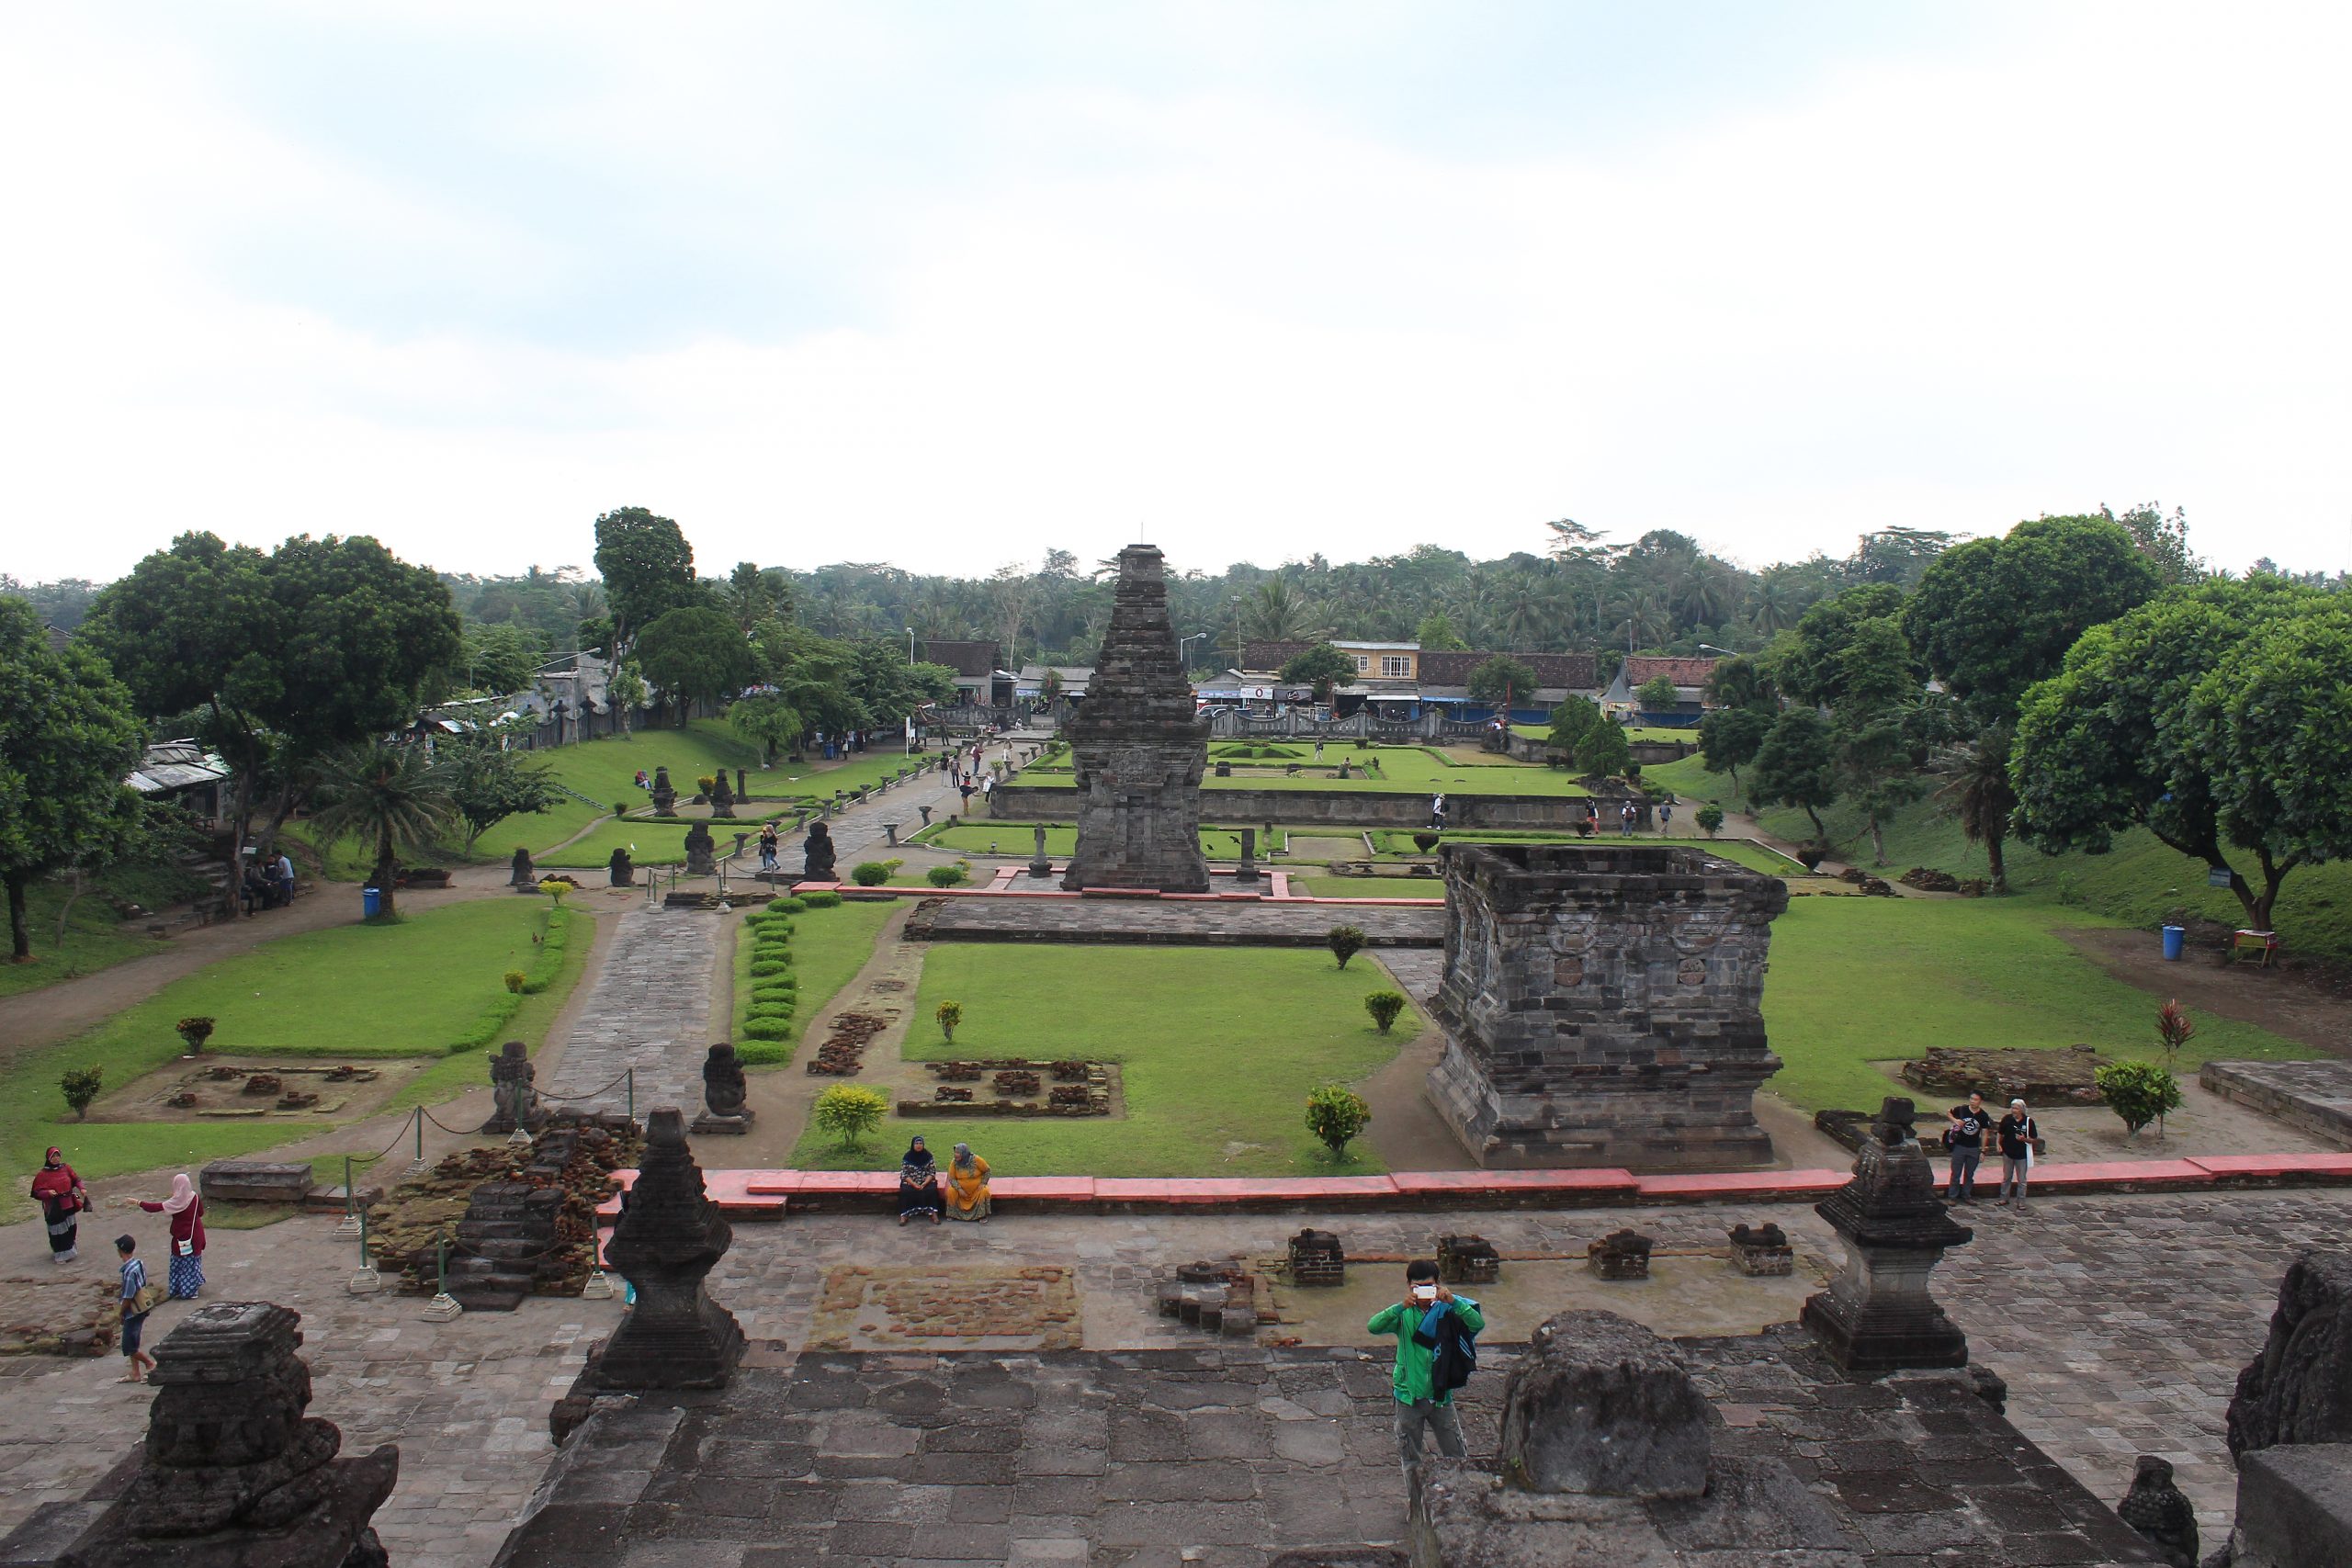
749;960;793;977
814;1083;890;1150
852;862;892;886
742;1018;793;1042
926;863;969;887
747;1003;796;1021
1695;804;1724;839
1411;832;1440;852
61;1066;104;1121
175;1016;216;1053
735;1040;789;1066
503;970;527;994
754;976;798;994
1327;925;1367;971
800;890;843;908
1305;1083;1372;1158
1363;991;1408;1033
2097;1060;2183;1136
766;897;808;914
936;999;963;1042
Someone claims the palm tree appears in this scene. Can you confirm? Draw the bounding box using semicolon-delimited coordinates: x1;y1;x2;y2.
304;743;457;920
1933;725;2018;892
1240;579;1328;645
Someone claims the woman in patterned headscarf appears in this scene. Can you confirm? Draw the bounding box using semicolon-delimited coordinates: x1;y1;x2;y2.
29;1147;87;1264
944;1143;990;1223
896;1135;942;1225
134;1172;207;1298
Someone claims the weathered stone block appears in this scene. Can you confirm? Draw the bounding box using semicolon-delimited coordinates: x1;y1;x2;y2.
2229;1443;2352;1568
1496;1311;1709;1499
2231;1251;2352;1460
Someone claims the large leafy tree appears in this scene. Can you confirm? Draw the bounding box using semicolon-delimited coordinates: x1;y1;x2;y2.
0;599;145;962
1750;708;1839;840
591;506;700;657
728;693;805;763
1467;655;1538;708
1280;643;1357;707
441;735;560;857
634;606;754;726
1772;583;1908;708
1904;515;2160;719
456;622;549;695
2012;579;2325;931
1548;696;1603;758
1700;706;1772;803
304;743;457;920
81;532;460;913
1830;614;1926;865
1575;719;1632;780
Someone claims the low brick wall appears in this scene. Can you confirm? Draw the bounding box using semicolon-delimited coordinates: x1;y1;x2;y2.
988;784;1610;829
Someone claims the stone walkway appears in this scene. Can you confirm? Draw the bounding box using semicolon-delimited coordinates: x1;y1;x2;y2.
539;907;723;1116
1;1187;2339;1559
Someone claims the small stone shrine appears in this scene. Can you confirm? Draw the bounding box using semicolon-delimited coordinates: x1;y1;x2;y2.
481;1040;546;1135
1424;843;1789;1169
509;845;537;890
692;1043;753;1134
1438;1233;1500;1285
1062;544;1211;893
649;765;676;816
585;1106;743;1390
1234;826;1260;884
1587;1227;1654;1280
607;846;633;886
708;772;735;818
40;1302;398;1568
803;819;836;882
1801;1096;1973;1374
683;820;716;876
1155;1258;1260;1338
1728;1221;1794;1276
1287;1228;1346;1286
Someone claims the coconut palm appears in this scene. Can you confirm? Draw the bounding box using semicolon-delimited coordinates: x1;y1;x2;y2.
1239;578;1329;645
303;743;458;920
1933;724;2018;893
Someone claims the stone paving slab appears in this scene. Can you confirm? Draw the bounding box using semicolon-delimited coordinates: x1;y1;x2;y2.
907;896;1444;947
541;907;720;1116
2200;1057;2352;1148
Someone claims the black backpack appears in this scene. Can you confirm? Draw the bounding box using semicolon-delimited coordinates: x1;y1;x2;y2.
1421;1305;1481;1397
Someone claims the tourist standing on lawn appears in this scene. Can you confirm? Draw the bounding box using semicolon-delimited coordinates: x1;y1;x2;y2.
1367;1258;1484;1494
1945;1092;1990;1202
131;1172;207;1297
30;1146;87;1264
117;1235;159;1383
897;1136;943;1225
944;1143;991;1222
1997;1098;2040;1210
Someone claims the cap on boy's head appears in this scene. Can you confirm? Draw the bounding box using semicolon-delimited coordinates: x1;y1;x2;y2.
1406;1259;1440;1283
115;1235;137;1254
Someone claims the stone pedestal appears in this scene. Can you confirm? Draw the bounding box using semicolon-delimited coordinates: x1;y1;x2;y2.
1028;824;1053;880
592;1107;743;1389
1801;1097;1973;1374
1728;1222;1794;1276
1498;1310;1710;1498
683;822;716;877
1063;545;1211;893
1424;843;1788;1170
1234;826;1261;885
692;1043;753;1135
41;1303;398;1567
481;1040;546;1135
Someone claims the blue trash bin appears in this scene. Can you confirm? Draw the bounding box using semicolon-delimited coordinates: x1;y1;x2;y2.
2161;924;2185;961
362;886;382;919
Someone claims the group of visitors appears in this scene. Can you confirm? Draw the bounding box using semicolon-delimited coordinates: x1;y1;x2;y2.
239;850;298;913
1942;1090;2041;1208
29;1149;208;1383
894;1135;991;1224
757;822;781;873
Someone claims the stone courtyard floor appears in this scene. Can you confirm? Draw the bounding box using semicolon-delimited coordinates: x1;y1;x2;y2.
1;1185;2341;1562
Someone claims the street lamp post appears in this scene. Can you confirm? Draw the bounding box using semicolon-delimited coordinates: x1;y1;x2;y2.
907;628;916;667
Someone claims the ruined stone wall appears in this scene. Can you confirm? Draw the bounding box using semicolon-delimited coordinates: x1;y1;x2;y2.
1426;843;1788;1170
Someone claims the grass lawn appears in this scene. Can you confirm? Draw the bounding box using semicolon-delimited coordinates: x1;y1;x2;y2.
1759;897;2320;1111
791;945;1419;1177
1019;745;1591;796
729;898;896;1064
1295;876;1446;898
5;899;584;1210
914;822;1287;859
756;750;927;801
541;820;699;869
0;897;168;999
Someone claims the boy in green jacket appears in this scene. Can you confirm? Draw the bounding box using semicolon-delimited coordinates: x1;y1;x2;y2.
1367;1258;1485;1491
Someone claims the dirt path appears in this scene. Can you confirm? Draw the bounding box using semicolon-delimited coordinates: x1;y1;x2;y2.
0;868;521;1060
2060;926;2352;1059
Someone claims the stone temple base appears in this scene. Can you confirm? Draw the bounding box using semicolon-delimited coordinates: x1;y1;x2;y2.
1425;1038;1776;1171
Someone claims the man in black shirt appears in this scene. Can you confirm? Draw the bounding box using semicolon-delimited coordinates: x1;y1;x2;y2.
1945;1092;1990;1201
1996;1098;2040;1209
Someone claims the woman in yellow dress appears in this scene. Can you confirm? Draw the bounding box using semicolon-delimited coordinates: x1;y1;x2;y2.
944;1142;990;1223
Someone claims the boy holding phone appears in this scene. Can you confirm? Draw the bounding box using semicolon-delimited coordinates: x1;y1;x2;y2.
1367;1258;1485;1493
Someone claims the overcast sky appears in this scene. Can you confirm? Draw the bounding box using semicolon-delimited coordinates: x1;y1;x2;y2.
6;2;2346;585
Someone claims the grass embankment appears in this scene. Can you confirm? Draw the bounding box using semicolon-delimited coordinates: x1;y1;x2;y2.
791;945;1419;1177
1760;896;2319;1111
0;891;168;999
728;897;896;1065
1361;829;1798;875
1018;744;1592;796
1645;752;2352;963
9;900;585;1206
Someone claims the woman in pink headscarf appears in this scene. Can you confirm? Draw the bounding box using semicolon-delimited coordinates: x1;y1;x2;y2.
135;1173;206;1298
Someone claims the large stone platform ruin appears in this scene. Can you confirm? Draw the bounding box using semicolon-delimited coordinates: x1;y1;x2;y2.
1061;543;1212;893
1425;842;1789;1170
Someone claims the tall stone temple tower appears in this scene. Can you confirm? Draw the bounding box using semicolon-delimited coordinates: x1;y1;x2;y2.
1062;545;1212;893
